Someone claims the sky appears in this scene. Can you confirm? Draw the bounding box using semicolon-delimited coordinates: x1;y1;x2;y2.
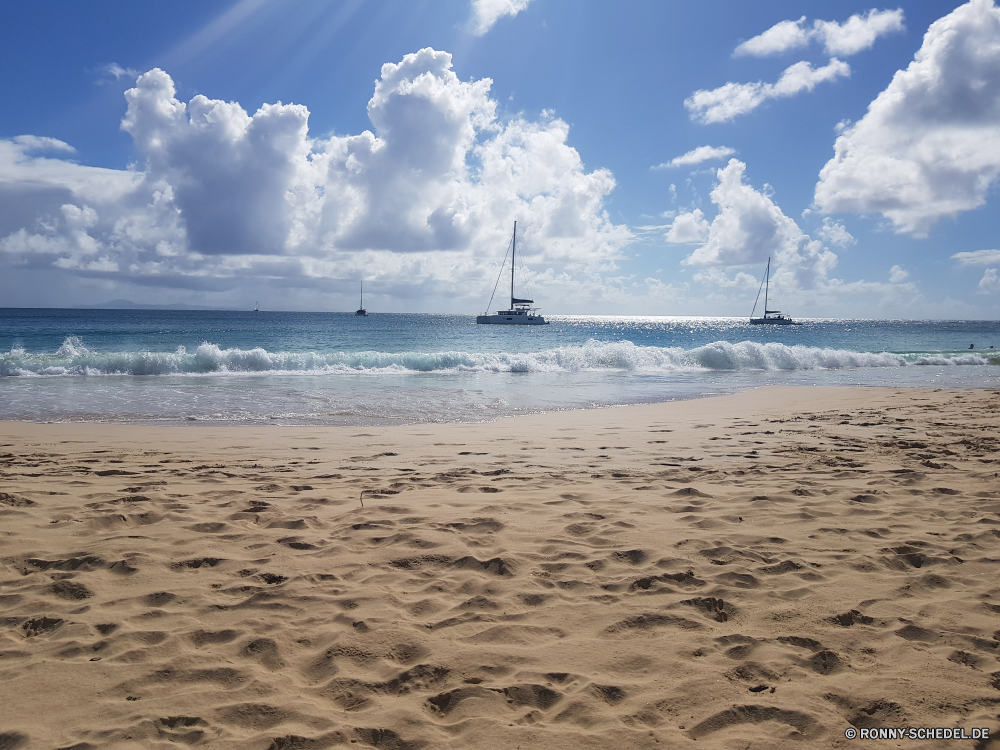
2;0;999;318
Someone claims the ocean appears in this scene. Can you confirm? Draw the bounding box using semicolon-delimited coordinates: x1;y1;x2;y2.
1;308;997;425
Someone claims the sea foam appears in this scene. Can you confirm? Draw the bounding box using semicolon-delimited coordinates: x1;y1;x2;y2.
0;337;992;377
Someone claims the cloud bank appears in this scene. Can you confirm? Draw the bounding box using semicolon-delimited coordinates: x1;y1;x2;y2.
734;9;904;57
814;0;1000;236
0;48;630;309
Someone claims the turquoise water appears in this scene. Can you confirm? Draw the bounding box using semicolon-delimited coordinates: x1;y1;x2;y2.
1;309;998;424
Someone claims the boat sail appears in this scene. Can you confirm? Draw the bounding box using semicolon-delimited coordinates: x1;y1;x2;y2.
355;282;367;317
749;257;801;325
476;222;549;325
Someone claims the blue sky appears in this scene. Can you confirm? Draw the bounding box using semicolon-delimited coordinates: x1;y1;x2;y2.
1;0;998;317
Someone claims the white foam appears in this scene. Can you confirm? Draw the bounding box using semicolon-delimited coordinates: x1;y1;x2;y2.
0;337;994;378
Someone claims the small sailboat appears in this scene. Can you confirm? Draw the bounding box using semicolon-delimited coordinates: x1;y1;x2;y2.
254;301;259;312
355;282;367;316
749;257;801;325
476;221;548;325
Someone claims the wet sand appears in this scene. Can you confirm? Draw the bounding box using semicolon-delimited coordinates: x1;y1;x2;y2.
1;386;999;749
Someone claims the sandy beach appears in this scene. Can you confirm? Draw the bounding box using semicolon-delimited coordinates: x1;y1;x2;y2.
1;385;999;749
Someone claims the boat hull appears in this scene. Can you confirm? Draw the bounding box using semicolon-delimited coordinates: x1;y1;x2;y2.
477;314;547;325
749;317;800;325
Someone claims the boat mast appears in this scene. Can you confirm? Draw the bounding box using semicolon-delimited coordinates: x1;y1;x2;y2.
360;281;363;309
510;221;516;309
764;257;770;316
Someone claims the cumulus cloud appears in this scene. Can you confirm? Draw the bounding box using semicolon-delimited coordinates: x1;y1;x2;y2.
654;145;735;169
954;251;1000;294
664;209;710;244
952;249;1000;266
978;268;1000;293
0;49;630;308
814;0;1000;236
683;159;838;292
889;264;908;283
121;68;313;257
469;0;532;35
685;58;850;124
735;9;904;57
817;217;856;247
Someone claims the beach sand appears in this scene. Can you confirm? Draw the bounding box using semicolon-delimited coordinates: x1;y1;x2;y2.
1;386;999;749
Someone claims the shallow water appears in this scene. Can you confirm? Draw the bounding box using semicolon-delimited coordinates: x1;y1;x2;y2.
2;309;998;424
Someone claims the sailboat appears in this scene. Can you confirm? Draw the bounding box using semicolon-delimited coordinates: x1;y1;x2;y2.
476;221;549;325
355;282;367;316
750;257;800;325
254;301;259;312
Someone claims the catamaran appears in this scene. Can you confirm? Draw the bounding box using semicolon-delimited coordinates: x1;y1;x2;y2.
355;282;367;317
749;257;801;325
477;221;548;325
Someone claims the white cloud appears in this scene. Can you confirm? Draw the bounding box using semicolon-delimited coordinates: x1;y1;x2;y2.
12;135;76;153
0;136;139;203
469;0;532;36
814;0;1000;236
954;255;1000;294
889;264;908;283
817;217;856;247
100;63;140;81
0;49;631;309
120;67;313;257
734;17;811;57
735;9;904;57
654;145;735;169
690;267;760;288
683;159;838;292
978;268;1000;293
685;58;850;124
952;249;1000;266
664;209;710;244
815;9;905;56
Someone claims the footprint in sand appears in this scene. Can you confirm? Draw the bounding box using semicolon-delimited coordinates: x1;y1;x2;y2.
238;637;284;670
687;705;823;740
51;580;93;600
189;629;241;647
21;617;65;637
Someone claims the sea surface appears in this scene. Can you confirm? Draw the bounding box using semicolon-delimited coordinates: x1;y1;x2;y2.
1;309;998;425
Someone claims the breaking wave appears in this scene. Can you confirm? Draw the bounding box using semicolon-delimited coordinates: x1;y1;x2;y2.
1;337;994;377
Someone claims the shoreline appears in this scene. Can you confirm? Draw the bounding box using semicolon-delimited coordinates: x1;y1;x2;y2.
3;377;1000;430
2;386;999;749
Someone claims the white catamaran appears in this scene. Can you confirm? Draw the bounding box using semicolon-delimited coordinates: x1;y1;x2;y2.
477;221;549;325
749;256;801;325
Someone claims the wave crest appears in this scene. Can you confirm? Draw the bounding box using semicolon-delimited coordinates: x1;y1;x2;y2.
1;337;993;377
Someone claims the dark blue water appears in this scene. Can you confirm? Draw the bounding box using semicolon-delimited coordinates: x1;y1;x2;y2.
1;309;998;424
